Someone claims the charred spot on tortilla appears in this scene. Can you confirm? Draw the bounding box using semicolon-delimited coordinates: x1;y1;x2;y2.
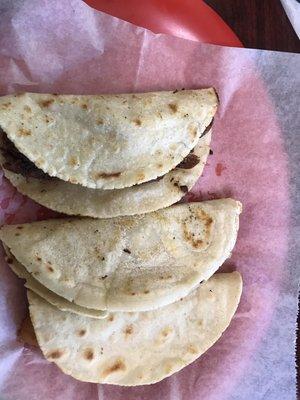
124;325;134;336
123;248;131;254
0;102;12;110
133;118;142;126
77;329;86;337
183;208;213;249
38;99;54;108
187;344;198;354
168;103;178;113
189;125;198;139
17;128;31;137
177;153;200;169
47;265;54;273
101;359;126;378
101;275;108;280
47;349;64;359
95;172;121;179
209;149;213;155
68;156;79;167
200;118;214;138
137;172;145;181
83;348;94;360
205;217;213;228
161;327;173;338
35;158;45;168
172;89;178;94
23;105;31;113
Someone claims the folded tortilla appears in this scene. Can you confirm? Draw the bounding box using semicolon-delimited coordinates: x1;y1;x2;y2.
0;129;211;218
0;89;218;189
28;272;242;385
0;199;241;311
3;245;107;319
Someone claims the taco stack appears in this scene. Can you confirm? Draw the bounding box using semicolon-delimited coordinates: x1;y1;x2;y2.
0;89;217;217
0;88;243;386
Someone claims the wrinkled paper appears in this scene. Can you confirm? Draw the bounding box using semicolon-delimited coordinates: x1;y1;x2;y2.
280;0;300;38
0;1;299;399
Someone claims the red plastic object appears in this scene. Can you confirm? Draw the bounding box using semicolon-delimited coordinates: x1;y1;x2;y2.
84;0;243;46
